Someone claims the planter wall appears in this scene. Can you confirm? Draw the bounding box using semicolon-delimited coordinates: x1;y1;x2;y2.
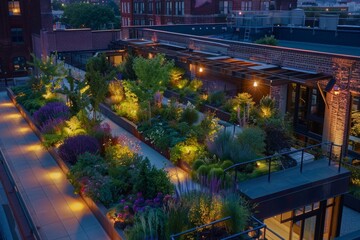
344;193;360;212
7;88;123;240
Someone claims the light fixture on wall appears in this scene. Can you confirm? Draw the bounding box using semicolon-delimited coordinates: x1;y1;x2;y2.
199;67;203;73
333;84;340;95
253;81;258;87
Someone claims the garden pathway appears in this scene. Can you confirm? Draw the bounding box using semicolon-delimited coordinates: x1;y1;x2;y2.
0;91;110;240
100;115;196;190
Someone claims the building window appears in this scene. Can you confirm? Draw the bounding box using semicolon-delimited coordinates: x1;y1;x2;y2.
8;0;21;16
156;1;161;14
219;1;233;14
175;1;184;15
349;95;360;154
13;56;26;71
148;1;153;13
140;2;144;13
166;1;172;15
241;1;252;10
11;28;24;44
134;2;139;13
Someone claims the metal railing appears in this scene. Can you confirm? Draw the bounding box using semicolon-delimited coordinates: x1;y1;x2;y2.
0;149;41;240
223;142;343;191
170;216;232;240
171;215;285;240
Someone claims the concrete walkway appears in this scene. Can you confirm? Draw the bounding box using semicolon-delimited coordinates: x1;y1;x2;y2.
0;91;110;240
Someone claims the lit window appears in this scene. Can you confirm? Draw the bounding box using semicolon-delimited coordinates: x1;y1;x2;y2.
8;1;21;16
13;56;26;71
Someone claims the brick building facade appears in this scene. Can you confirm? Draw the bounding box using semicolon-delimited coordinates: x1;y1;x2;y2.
0;0;52;80
120;0;297;26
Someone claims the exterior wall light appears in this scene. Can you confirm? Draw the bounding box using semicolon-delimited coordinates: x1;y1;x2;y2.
199;67;203;73
253;81;258;87
333;85;340;95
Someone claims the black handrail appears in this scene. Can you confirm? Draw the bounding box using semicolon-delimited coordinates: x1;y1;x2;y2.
170;216;232;240
223;142;343;190
0;149;41;240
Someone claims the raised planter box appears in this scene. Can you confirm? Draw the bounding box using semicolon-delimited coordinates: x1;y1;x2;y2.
7;88;123;240
164;89;231;122
344;193;360;212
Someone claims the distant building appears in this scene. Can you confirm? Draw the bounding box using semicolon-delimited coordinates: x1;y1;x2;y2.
0;0;52;80
120;0;297;26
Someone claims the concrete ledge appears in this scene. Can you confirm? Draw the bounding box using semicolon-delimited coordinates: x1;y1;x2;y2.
6;88;123;240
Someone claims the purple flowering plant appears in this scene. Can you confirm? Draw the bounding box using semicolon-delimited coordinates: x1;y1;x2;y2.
33;101;70;127
58;135;100;164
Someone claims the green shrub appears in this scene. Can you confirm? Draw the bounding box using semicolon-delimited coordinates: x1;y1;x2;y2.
170;138;207;166
208;91;225;107
237;127;266;155
193;159;205;171
188;78;203;92
255;35;278;46
208;167;224;180
180;106;199;126
221;160;234;170
132;159;173;199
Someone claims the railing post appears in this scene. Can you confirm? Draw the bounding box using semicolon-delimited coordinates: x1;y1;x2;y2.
263;225;267;240
338;146;343;173
233;168;238;192
329;142;333;166
268;159;271;182
300;149;304;173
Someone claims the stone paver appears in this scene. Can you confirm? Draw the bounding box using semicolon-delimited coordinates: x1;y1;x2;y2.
0;91;110;240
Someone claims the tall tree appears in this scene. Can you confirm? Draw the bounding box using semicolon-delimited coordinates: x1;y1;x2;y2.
130;54;174;103
85;54;115;120
62;3;118;29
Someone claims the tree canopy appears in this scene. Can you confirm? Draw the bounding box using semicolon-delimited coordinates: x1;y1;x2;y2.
128;54;174;103
61;3;119;29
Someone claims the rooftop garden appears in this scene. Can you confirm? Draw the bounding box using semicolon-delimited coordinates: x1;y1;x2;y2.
10;54;256;239
10;50;353;238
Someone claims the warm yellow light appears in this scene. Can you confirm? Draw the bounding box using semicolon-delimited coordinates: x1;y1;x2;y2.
49;171;62;180
199;67;203;73
0;102;13;107
167;167;188;184
3;113;21;120
253;81;258;87
26;144;43;152
333;85;340;95
18;127;31;134
70;202;84;212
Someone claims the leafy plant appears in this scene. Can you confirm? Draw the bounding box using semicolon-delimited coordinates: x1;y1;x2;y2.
107;80;124;104
170;138;207;166
63;116;87;137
